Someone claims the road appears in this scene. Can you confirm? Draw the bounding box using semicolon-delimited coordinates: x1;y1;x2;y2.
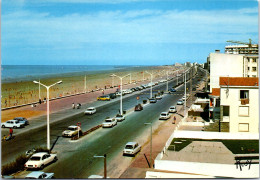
2;68;205;178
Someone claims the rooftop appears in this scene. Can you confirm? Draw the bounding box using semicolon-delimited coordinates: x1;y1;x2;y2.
219;77;259;86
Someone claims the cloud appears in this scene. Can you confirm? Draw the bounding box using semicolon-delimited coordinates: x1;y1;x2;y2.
2;7;258;51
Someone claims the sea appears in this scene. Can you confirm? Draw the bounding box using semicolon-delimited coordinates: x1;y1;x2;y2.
1;65;144;84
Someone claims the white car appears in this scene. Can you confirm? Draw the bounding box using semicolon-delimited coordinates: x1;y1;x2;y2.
182;96;187;101
84;107;96;115
169;106;177;113
25;171;54;179
177;99;184;105
159;112;171;120
1;120;25;128
62;125;82;137
123;142;141;156
102;118;117;128
24;152;57;169
115;114;125;122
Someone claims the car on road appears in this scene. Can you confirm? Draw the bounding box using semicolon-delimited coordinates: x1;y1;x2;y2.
149;98;157;103
1;120;25;128
108;93;117;99
97;95;110;101
62;125;82;137
102;118;117;128
13;117;29;125
155;95;162;100
168;106;177;113
182;95;188;101
115;114;125;122
25;171;55;179
159;112;171;120
123;142;141;156
177;99;184;105
84;107;97;115
168;88;176;93
24;152;57;170
134;104;143;111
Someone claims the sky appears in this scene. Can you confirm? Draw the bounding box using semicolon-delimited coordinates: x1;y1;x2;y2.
1;0;259;65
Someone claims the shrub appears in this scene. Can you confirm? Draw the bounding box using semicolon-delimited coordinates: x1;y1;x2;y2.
143;100;147;104
1;154;29;176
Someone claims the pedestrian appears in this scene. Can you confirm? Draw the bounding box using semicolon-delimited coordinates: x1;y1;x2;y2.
102;90;104;95
9;128;13;139
72;103;75;109
39;99;42;104
173;116;176;124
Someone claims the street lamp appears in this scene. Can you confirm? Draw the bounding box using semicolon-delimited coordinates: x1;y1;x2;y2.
145;71;155;99
112;74;130;115
144;122;152;168
161;70;169;92
110;74;115;88
94;154;107;178
33;80;62;150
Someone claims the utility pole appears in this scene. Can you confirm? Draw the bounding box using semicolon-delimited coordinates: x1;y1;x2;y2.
84;75;87;93
190;68;192;103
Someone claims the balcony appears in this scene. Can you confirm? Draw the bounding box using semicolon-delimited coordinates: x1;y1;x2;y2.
240;98;249;105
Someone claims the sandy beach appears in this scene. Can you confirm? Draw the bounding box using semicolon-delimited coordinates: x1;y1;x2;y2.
1;65;176;109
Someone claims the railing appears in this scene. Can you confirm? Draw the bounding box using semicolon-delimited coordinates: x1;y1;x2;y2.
240;98;249;105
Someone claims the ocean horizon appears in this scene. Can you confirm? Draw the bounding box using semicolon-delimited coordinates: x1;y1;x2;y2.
1;65;152;84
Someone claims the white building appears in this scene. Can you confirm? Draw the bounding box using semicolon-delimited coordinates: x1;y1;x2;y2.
219;77;259;133
225;44;258;55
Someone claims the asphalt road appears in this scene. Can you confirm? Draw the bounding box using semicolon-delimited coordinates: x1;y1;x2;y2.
2;68;205;178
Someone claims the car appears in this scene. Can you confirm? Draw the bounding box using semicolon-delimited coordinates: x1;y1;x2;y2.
24;152;57;169
13;117;29;125
168;106;177;113
97;95;110;101
108;93;117;99
134;104;143;111
123;142;141;156
177;99;184;105
62;125;82;137
130;88;137;92
115;114;125;122
149;98;157;103
159;112;171;120
102;118;117;128
155;95;162;100
182;96;187;101
1;120;25;128
116;91;122;96
88;175;110;178
168;88;176;93
25;171;55;179
84;107;97;115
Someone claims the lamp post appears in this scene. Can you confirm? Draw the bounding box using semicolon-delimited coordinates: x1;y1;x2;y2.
110;74;115;88
129;73;132;84
33;80;62;150
144;122;152;168
184;71;187;116
84;75;87;93
94;154;107;178
38;79;41;99
145;71;154;99
112;74;130;115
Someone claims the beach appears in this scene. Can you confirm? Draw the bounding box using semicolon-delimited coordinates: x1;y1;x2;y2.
1;65;176;109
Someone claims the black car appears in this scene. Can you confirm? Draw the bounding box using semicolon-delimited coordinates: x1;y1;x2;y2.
134;104;143;111
13;117;29;125
168;88;176;93
108;93;117;99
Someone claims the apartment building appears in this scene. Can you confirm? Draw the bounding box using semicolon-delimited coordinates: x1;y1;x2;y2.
219;77;259;133
225;44;258;55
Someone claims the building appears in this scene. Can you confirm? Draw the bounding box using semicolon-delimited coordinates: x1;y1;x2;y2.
225;44;258;55
219;77;259;133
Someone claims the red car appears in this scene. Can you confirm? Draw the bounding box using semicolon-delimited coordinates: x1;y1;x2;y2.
134;104;143;111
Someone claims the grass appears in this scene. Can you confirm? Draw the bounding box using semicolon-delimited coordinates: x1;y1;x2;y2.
168;138;259;154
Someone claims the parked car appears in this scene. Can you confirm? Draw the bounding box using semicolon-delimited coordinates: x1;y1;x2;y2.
155;95;162;100
84;107;97;115
177;99;184;105
134;104;143;111
13;117;29;125
102;118;117;128
149;98;157;103
159;112;171;120
25;171;55;179
97;95;110;101
115;114;125;122
24;152;57;169
116;91;122;96
182;96;187;101
168;106;177;113
108;93;117;99
123;142;141;156
1;120;24;128
168;88;176;93
62;125;82;137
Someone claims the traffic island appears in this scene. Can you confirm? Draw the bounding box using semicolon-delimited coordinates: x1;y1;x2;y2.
71;124;102;140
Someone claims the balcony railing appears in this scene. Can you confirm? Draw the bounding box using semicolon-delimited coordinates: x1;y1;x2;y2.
240;98;249;105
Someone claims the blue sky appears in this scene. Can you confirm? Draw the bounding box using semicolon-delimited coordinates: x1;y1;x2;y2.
1;0;258;65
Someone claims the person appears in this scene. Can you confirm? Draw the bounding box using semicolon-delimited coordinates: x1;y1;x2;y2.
173;116;176;124
102;90;104;95
72;103;75;109
39;99;42;104
9;128;13;139
76;103;81;109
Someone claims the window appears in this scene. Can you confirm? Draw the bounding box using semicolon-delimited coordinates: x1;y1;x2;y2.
238;123;249;132
223;106;229;116
248;67;250;70
252;67;257;71
252;75;256;77
239;106;249;116
252;58;257;62
240;90;249;99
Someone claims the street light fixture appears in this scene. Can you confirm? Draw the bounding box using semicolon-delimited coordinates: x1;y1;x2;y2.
144;122;152;168
33;80;62;150
112;74;130;115
145;71;155;99
93;154;107;178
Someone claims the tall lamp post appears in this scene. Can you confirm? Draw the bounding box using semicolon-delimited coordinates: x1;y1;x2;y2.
162;70;169;92
145;71;154;99
112;74;130;115
144;122;152;168
94;154;107;178
110;74;115;88
33;80;62;150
